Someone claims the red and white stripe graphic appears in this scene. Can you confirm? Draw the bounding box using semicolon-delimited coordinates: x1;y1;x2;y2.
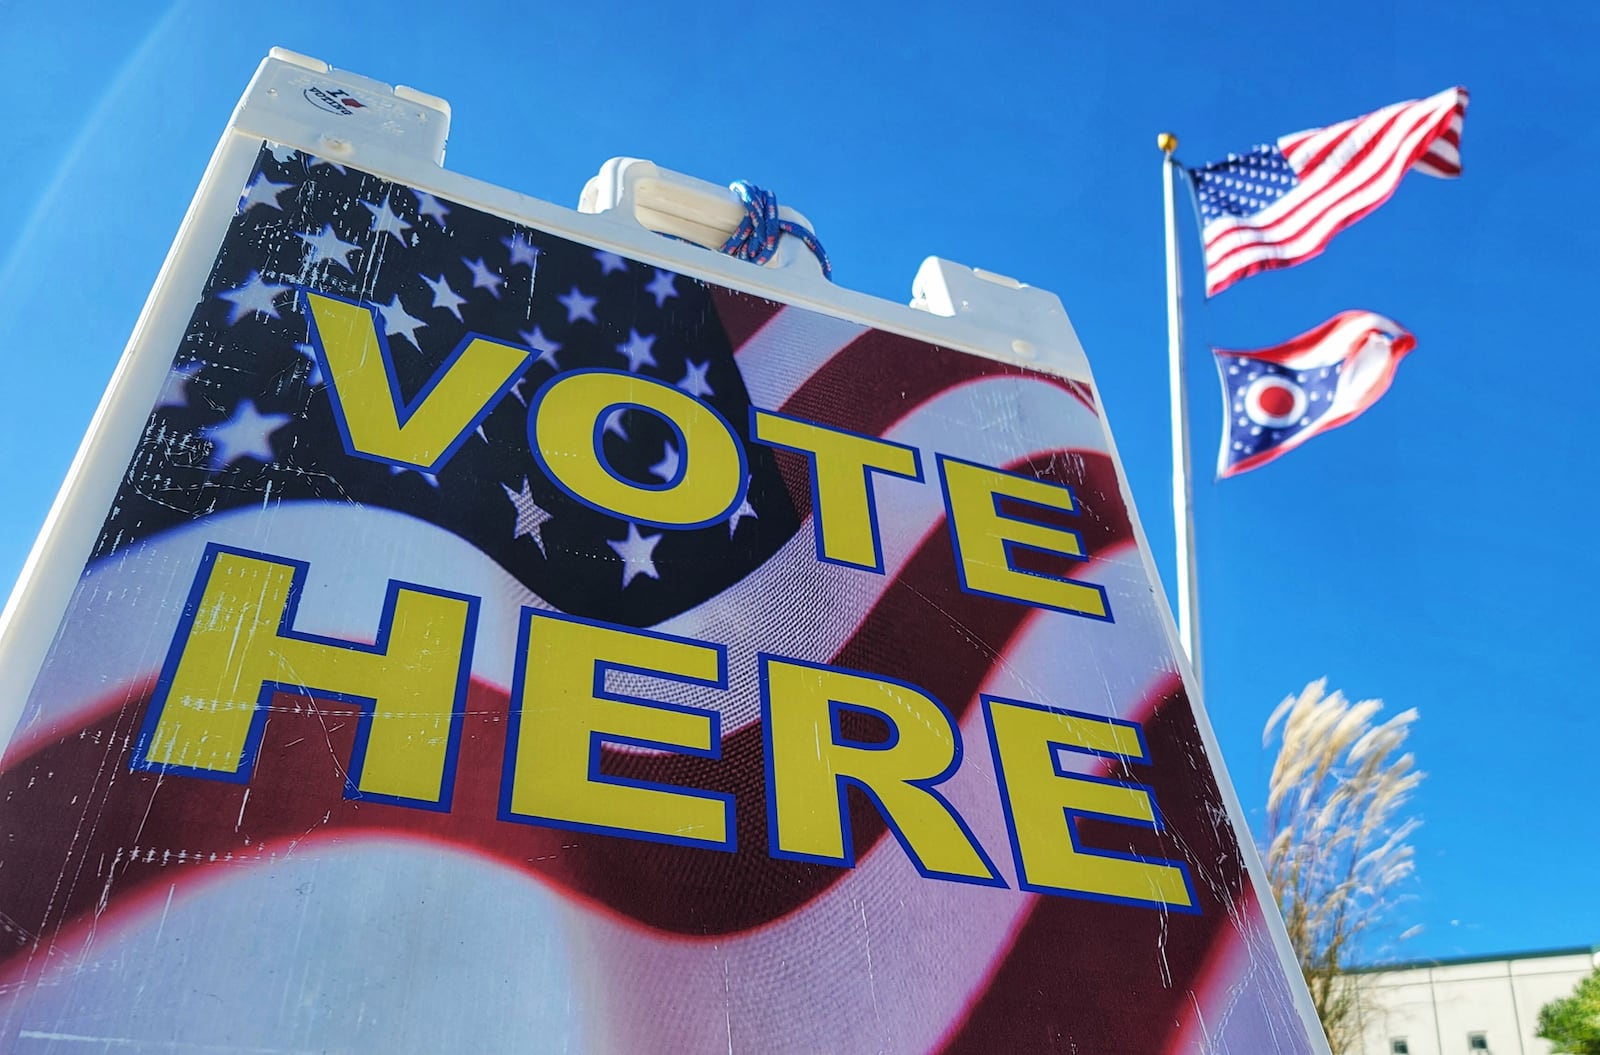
0;290;1321;1052
1201;86;1468;295
1215;309;1415;478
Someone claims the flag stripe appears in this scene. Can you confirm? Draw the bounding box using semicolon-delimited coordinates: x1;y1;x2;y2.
0;445;1135;959
1204;92;1460;279
1216;309;1397;366
1205;100;1428;255
1277;93;1422;173
724;304;868;409
1274;107;1389;189
1160;887;1298;1054
741;311;1094;522
708;286;790;353
1202;108;1453;292
1192;86;1467;294
936;679;1260;1054
1204;94;1456;276
6;617;1242;1055
1214;310;1415;478
779;330;1091;437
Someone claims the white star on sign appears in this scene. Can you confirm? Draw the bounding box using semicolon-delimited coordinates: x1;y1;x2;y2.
202;400;290;469
518;325;562;370
594;250;628;274
423;273;468;320
462;257;504;298
362;195;413;247
677;359;713;399
378;293;427;349
607;523;662;588
646;269;678;308
298;223;361;272
616;328;657;372
240;174;293;213
155;360;204;410
502;477;554;555
503;233;540;268
413;190;450;227
649;442;681;483
559;286;598;324
219;270;292;324
389;463;440;488
727;480;758;538
294;342;324;387
602;407;629;441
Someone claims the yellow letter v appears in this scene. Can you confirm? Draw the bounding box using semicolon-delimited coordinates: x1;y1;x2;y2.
304;290;531;472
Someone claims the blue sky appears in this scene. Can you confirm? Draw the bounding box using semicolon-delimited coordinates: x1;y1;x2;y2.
1;1;1594;963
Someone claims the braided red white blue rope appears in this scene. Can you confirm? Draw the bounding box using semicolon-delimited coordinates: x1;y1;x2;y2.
719;180;833;280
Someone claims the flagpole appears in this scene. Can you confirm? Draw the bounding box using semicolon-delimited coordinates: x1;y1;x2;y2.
1159;132;1203;688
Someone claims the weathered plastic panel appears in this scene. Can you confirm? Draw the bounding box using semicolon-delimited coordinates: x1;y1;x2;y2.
0;50;1328;1055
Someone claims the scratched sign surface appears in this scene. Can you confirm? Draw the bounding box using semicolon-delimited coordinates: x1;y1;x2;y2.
0;145;1321;1053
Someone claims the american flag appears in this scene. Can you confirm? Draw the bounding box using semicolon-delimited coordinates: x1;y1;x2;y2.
0;144;1323;1052
1215;310;1416;478
1190;86;1468;296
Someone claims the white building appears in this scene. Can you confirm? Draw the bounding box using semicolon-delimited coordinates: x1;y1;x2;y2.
1349;945;1599;1055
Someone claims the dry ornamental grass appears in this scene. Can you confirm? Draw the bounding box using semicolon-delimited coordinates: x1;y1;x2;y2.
1262;678;1423;1055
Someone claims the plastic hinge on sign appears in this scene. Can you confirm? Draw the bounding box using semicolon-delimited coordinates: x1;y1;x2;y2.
579;158;827;282
909;257;1075;366
266;47;328;73
261;46;453;125
237;49;452;169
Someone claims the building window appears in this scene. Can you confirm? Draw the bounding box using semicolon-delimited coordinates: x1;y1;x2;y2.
1390;1040;1409;1054
1468;1032;1489;1051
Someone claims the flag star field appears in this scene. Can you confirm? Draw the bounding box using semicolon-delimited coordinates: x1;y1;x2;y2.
1191;145;1297;222
122;143;804;622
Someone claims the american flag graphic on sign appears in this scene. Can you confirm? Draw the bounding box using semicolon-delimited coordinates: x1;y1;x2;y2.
0;144;1324;1053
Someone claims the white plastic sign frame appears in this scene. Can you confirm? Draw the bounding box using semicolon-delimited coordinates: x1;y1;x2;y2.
0;49;1330;1055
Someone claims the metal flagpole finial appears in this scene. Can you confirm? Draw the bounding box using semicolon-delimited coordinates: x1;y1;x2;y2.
1157;132;1179;155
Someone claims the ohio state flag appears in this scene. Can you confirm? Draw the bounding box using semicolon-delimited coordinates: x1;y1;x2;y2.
1214;310;1415;478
